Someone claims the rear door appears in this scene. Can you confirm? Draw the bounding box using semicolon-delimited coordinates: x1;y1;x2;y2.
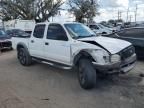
29;24;46;58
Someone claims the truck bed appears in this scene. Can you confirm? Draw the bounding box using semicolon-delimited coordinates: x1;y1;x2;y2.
12;37;30;50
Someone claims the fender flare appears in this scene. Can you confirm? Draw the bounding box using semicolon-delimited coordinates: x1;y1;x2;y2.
73;50;95;65
17;42;28;51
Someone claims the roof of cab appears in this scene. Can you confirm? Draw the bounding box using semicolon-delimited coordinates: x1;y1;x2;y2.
36;21;80;25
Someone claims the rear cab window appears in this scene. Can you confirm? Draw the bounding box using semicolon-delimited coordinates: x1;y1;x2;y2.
33;24;46;38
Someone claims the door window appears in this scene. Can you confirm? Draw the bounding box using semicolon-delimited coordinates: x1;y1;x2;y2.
47;24;68;41
89;25;99;29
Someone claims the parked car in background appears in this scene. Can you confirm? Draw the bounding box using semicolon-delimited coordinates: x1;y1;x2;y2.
6;29;30;38
87;23;113;35
101;24;117;32
103;27;144;59
0;30;12;50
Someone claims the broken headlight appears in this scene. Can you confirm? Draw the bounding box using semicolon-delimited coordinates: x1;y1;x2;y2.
111;54;121;63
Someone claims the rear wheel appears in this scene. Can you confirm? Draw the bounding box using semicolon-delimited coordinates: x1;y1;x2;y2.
18;48;32;66
78;59;97;89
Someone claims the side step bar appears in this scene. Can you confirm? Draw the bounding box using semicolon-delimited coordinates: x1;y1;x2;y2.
41;61;72;70
32;57;72;70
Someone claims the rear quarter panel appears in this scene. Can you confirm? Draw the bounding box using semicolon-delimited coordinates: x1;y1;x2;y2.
12;37;29;50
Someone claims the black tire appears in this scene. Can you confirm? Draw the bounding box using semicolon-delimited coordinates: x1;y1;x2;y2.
17;48;32;66
78;59;96;89
102;32;107;35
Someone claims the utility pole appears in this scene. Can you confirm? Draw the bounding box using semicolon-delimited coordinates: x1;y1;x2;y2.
135;4;138;23
129;15;132;22
118;10;120;20
126;7;129;22
119;11;122;20
118;10;122;20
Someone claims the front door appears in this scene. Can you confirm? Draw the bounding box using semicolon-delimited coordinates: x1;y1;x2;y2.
44;24;71;65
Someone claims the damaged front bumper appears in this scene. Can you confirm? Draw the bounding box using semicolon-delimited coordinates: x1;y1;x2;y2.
93;54;137;74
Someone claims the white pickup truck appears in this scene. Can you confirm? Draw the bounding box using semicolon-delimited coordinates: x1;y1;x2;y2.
12;22;136;89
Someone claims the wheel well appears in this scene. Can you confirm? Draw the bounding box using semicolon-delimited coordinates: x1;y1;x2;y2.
74;51;95;66
17;44;24;51
102;32;107;34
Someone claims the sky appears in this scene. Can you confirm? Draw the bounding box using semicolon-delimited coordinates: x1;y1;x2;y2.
95;0;144;22
53;0;144;23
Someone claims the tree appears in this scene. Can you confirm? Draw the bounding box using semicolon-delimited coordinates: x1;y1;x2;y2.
0;0;35;21
0;0;64;22
108;19;115;24
68;0;99;23
115;19;124;23
100;21;107;25
36;0;64;22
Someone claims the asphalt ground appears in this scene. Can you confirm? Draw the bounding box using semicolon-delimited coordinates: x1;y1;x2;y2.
0;51;144;108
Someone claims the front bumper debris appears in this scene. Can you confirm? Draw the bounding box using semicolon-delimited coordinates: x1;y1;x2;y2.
93;54;137;74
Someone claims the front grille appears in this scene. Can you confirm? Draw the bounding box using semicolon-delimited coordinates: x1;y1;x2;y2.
119;46;135;60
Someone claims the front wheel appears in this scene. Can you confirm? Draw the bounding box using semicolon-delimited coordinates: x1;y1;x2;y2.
78;59;97;90
18;48;32;66
102;32;107;35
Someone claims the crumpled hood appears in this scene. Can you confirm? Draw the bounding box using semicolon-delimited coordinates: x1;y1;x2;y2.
78;36;132;54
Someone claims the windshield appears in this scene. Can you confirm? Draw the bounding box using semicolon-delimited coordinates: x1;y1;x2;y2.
0;30;6;37
98;24;104;29
64;23;96;39
103;24;113;28
98;24;110;30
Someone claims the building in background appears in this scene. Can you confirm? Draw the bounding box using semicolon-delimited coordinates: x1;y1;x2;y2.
4;19;36;33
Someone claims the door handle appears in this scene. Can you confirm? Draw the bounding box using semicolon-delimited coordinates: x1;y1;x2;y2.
31;40;34;43
45;42;49;45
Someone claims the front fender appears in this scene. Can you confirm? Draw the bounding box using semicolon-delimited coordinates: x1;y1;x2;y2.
73;50;95;66
70;41;101;65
